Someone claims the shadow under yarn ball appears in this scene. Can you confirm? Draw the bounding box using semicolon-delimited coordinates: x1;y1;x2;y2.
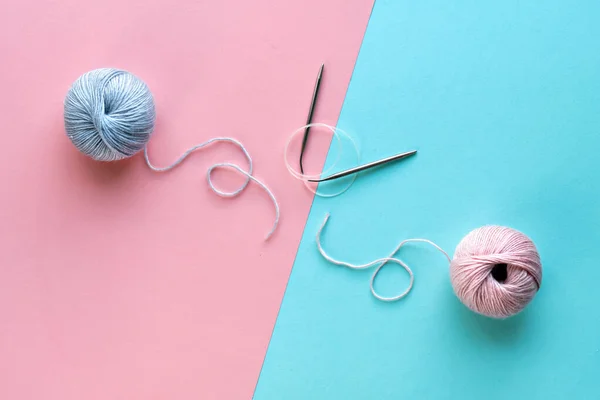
450;225;542;319
64;68;156;161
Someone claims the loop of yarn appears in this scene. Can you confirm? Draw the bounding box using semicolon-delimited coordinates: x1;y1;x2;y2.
64;68;279;239
144;139;279;240
284;123;360;198
450;225;542;318
316;213;451;301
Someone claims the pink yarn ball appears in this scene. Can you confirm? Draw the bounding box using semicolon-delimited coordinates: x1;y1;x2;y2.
450;225;542;319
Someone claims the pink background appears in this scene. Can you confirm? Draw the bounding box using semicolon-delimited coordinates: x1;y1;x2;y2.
0;1;373;398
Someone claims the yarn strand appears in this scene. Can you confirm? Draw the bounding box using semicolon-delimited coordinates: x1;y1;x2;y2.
144;138;279;240
284;123;360;198
316;213;450;301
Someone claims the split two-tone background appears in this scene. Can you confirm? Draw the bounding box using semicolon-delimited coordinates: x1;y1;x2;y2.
2;1;599;399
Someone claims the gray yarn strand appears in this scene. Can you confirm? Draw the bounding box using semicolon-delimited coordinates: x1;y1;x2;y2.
144;139;280;239
144;137;252;196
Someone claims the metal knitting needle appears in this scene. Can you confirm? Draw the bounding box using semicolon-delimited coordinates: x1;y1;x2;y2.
308;150;417;183
299;63;325;174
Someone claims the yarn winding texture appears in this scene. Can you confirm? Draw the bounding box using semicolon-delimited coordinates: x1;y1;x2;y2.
450;225;542;318
64;68;156;161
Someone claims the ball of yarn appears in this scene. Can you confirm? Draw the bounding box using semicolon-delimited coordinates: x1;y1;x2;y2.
450;225;542;318
64;68;156;161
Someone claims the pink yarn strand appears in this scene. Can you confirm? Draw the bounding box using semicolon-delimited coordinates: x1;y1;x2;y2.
316;213;451;302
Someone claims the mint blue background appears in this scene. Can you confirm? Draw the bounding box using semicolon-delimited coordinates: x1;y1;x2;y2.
255;1;600;398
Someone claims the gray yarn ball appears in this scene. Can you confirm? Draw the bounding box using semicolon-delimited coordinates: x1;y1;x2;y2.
64;68;156;161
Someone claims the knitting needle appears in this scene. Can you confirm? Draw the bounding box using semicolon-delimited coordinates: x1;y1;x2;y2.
299;63;325;174
307;150;417;183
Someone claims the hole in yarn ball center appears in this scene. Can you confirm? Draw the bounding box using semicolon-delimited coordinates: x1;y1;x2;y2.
103;98;113;115
491;263;508;283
